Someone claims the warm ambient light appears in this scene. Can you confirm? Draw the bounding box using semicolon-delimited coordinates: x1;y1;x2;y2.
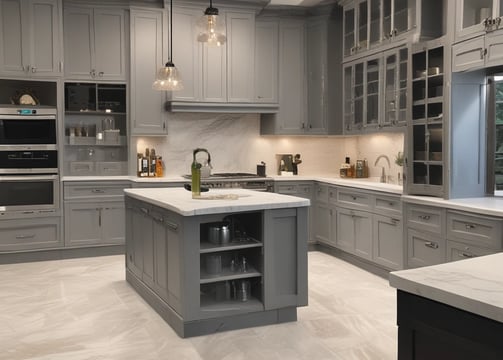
153;0;183;91
153;62;183;91
196;0;227;46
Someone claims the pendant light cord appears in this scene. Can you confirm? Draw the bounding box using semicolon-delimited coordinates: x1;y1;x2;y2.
169;0;173;63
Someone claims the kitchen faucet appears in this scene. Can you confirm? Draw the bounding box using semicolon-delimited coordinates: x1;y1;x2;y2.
374;154;390;183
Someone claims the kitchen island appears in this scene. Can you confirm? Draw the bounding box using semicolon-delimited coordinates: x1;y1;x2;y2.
124;187;310;338
389;253;503;359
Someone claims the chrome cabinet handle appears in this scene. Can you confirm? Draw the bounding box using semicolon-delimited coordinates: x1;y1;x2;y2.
90;69;96;77
165;219;179;231
459;252;474;258
140;207;149;215
465;224;476;230
153;216;164;223
424;241;438;249
92;189;105;193
16;234;35;239
418;215;430;221
98;208;102;227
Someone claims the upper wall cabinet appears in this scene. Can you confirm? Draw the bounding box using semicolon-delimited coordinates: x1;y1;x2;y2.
455;0;503;43
254;18;279;104
64;6;126;81
343;44;408;134
0;0;62;78
340;0;442;61
168;4;274;113
130;9;167;136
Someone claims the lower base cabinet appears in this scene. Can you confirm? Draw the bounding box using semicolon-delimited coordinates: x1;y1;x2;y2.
407;228;445;268
373;214;403;269
336;207;373;261
0;216;62;252
64;202;125;246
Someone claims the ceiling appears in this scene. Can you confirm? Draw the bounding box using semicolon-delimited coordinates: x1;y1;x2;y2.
268;0;326;5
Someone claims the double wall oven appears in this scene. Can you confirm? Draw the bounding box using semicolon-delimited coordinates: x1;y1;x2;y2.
0;107;59;213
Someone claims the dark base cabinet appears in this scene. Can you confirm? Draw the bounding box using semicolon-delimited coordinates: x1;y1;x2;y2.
397;290;503;360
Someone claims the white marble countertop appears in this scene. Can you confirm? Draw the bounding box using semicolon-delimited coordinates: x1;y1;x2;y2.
124;187;310;216
403;195;503;217
389;253;503;323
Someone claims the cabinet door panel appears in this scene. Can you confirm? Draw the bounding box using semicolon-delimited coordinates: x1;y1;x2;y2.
353;210;372;260
130;10;167;135
0;217;61;251
227;11;254;102
29;0;60;75
452;37;485;72
254;19;278;103
94;9;125;80
64;202;101;246
336;208;355;252
307;20;326;133
153;217;168;301
64;7;93;78
172;7;200;101
101;202;125;244
314;203;330;244
0;0;24;73
373;214;403;270
202;44;226;102
485;32;503;68
407;228;445;268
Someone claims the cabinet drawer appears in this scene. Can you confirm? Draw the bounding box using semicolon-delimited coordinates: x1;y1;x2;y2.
296;184;313;199
446;240;496;262
337;188;371;210
406;204;444;235
64;183;130;200
374;194;402;216
446;211;503;249
0;217;62;251
314;183;328;203
407;228;445;268
275;184;297;194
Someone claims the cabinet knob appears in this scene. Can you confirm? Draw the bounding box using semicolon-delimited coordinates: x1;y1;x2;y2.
90;69;96;77
99;71;104;77
31;66;37;73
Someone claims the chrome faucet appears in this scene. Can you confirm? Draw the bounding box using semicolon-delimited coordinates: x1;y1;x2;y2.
374;155;391;183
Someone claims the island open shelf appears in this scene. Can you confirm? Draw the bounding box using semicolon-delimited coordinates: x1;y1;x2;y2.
124;188;309;338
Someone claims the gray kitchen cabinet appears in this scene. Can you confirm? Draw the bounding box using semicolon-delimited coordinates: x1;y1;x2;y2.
336;207;373;260
169;5;269;112
452;32;503;72
373;214;403;270
63;181;130;248
454;0;503;43
0;0;62;77
408;41;446;197
64;201;125;247
260;18;306;134
254;18;279;104
343;44;408;134
274;181;314;244
313;183;330;245
0;216;62;252
405;203;446;268
130;9;167;135
340;0;442;61
446;240;496;262
64;6;126;81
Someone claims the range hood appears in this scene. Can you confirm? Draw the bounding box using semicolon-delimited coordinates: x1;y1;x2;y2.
166;101;279;113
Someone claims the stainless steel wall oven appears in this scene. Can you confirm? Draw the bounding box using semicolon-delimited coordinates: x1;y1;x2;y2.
0;107;59;213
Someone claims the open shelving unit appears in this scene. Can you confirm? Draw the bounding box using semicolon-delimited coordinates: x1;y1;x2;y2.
409;43;445;196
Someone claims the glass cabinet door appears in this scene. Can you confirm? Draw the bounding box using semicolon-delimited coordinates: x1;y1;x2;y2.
398;47;408;125
384;52;397;126
357;0;369;52
343;66;354;132
458;0;494;36
365;58;380;127
344;6;356;56
393;0;415;36
354;62;364;129
369;0;381;47
383;0;392;39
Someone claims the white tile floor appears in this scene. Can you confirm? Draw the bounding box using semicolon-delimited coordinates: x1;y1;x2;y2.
0;251;397;360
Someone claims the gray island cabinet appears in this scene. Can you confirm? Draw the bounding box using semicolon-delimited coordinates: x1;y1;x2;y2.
123;188;309;338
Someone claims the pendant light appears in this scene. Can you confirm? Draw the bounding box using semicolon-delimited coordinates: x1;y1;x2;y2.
153;0;183;91
196;0;227;46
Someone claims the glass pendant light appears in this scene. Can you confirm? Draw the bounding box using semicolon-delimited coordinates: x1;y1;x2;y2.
153;0;183;91
196;0;227;46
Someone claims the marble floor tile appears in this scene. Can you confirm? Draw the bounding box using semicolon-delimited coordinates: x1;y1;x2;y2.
0;251;397;360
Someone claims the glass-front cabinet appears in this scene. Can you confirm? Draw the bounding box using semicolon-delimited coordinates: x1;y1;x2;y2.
63;83;128;176
382;0;416;40
455;0;503;42
383;47;408;126
408;44;445;197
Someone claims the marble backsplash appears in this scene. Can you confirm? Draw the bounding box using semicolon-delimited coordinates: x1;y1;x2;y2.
134;113;404;182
